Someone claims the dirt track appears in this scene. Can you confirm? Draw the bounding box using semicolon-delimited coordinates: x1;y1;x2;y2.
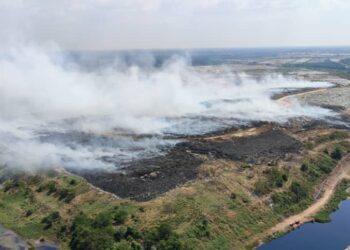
268;153;350;236
277;88;327;104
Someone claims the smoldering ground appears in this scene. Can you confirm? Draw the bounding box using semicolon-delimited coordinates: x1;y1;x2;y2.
0;46;336;171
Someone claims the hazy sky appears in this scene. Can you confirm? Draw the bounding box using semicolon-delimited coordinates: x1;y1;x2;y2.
1;0;350;50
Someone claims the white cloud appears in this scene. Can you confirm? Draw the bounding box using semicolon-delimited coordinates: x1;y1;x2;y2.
1;0;350;49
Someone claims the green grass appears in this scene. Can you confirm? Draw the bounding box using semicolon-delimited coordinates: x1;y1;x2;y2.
0;138;349;249
0;174;117;247
157;183;281;250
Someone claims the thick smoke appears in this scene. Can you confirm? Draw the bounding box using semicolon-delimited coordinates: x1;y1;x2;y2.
0;46;334;170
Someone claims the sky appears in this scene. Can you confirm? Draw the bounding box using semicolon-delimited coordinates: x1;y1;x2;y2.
1;0;350;50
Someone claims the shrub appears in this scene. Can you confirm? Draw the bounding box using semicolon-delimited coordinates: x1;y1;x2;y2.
230;192;237;200
70;213;115;250
36;185;45;192
268;168;288;188
272;181;310;214
113;207;128;225
282;174;288;182
331;147;343;160
192;219;210;238
301;163;308;172
254;180;272;196
317;155;337;174
303;154;338;182
113;240;141;250
254;168;288;195
114;226;127;241
41;211;60;229
158;223;172;240
46;181;57;195
25;209;33;217
125;226;142;240
69;179;77;185
94;211;112;228
57;225;68;239
275;178;284;188
157;235;183;250
3;180;22;192
58;188;76;203
289;182;308;203
144;223;183;250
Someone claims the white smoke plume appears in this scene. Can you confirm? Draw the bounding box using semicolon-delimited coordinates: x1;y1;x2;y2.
0;46;335;170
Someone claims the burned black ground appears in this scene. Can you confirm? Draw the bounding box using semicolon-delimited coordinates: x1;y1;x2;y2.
72;129;302;201
184;129;302;164
74;147;203;201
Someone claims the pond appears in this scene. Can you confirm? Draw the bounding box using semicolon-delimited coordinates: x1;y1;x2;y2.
258;199;350;250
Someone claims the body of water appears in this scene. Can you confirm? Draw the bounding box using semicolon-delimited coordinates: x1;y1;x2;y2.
258;199;350;250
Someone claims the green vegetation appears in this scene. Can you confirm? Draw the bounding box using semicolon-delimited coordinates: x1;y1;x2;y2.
271;139;350;216
283;61;349;77
70;208;182;250
70;212;118;250
271;181;311;214
302;141;350;183
37;180;76;203
0;132;348;249
330;145;347;160
302;154;338;182
313;180;350;223
254;167;288;196
0;173;186;250
41;211;61;229
144;223;183;250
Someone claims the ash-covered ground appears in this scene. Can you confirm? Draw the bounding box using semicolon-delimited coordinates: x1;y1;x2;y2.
74;128;303;200
72;115;349;201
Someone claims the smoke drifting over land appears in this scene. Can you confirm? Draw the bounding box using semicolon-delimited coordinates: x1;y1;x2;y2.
0;46;335;170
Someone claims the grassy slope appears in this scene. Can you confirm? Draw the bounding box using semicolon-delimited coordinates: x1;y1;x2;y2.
0;129;348;249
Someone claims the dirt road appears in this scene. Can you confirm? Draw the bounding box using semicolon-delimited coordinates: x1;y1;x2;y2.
277;88;326;105
268;153;350;236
